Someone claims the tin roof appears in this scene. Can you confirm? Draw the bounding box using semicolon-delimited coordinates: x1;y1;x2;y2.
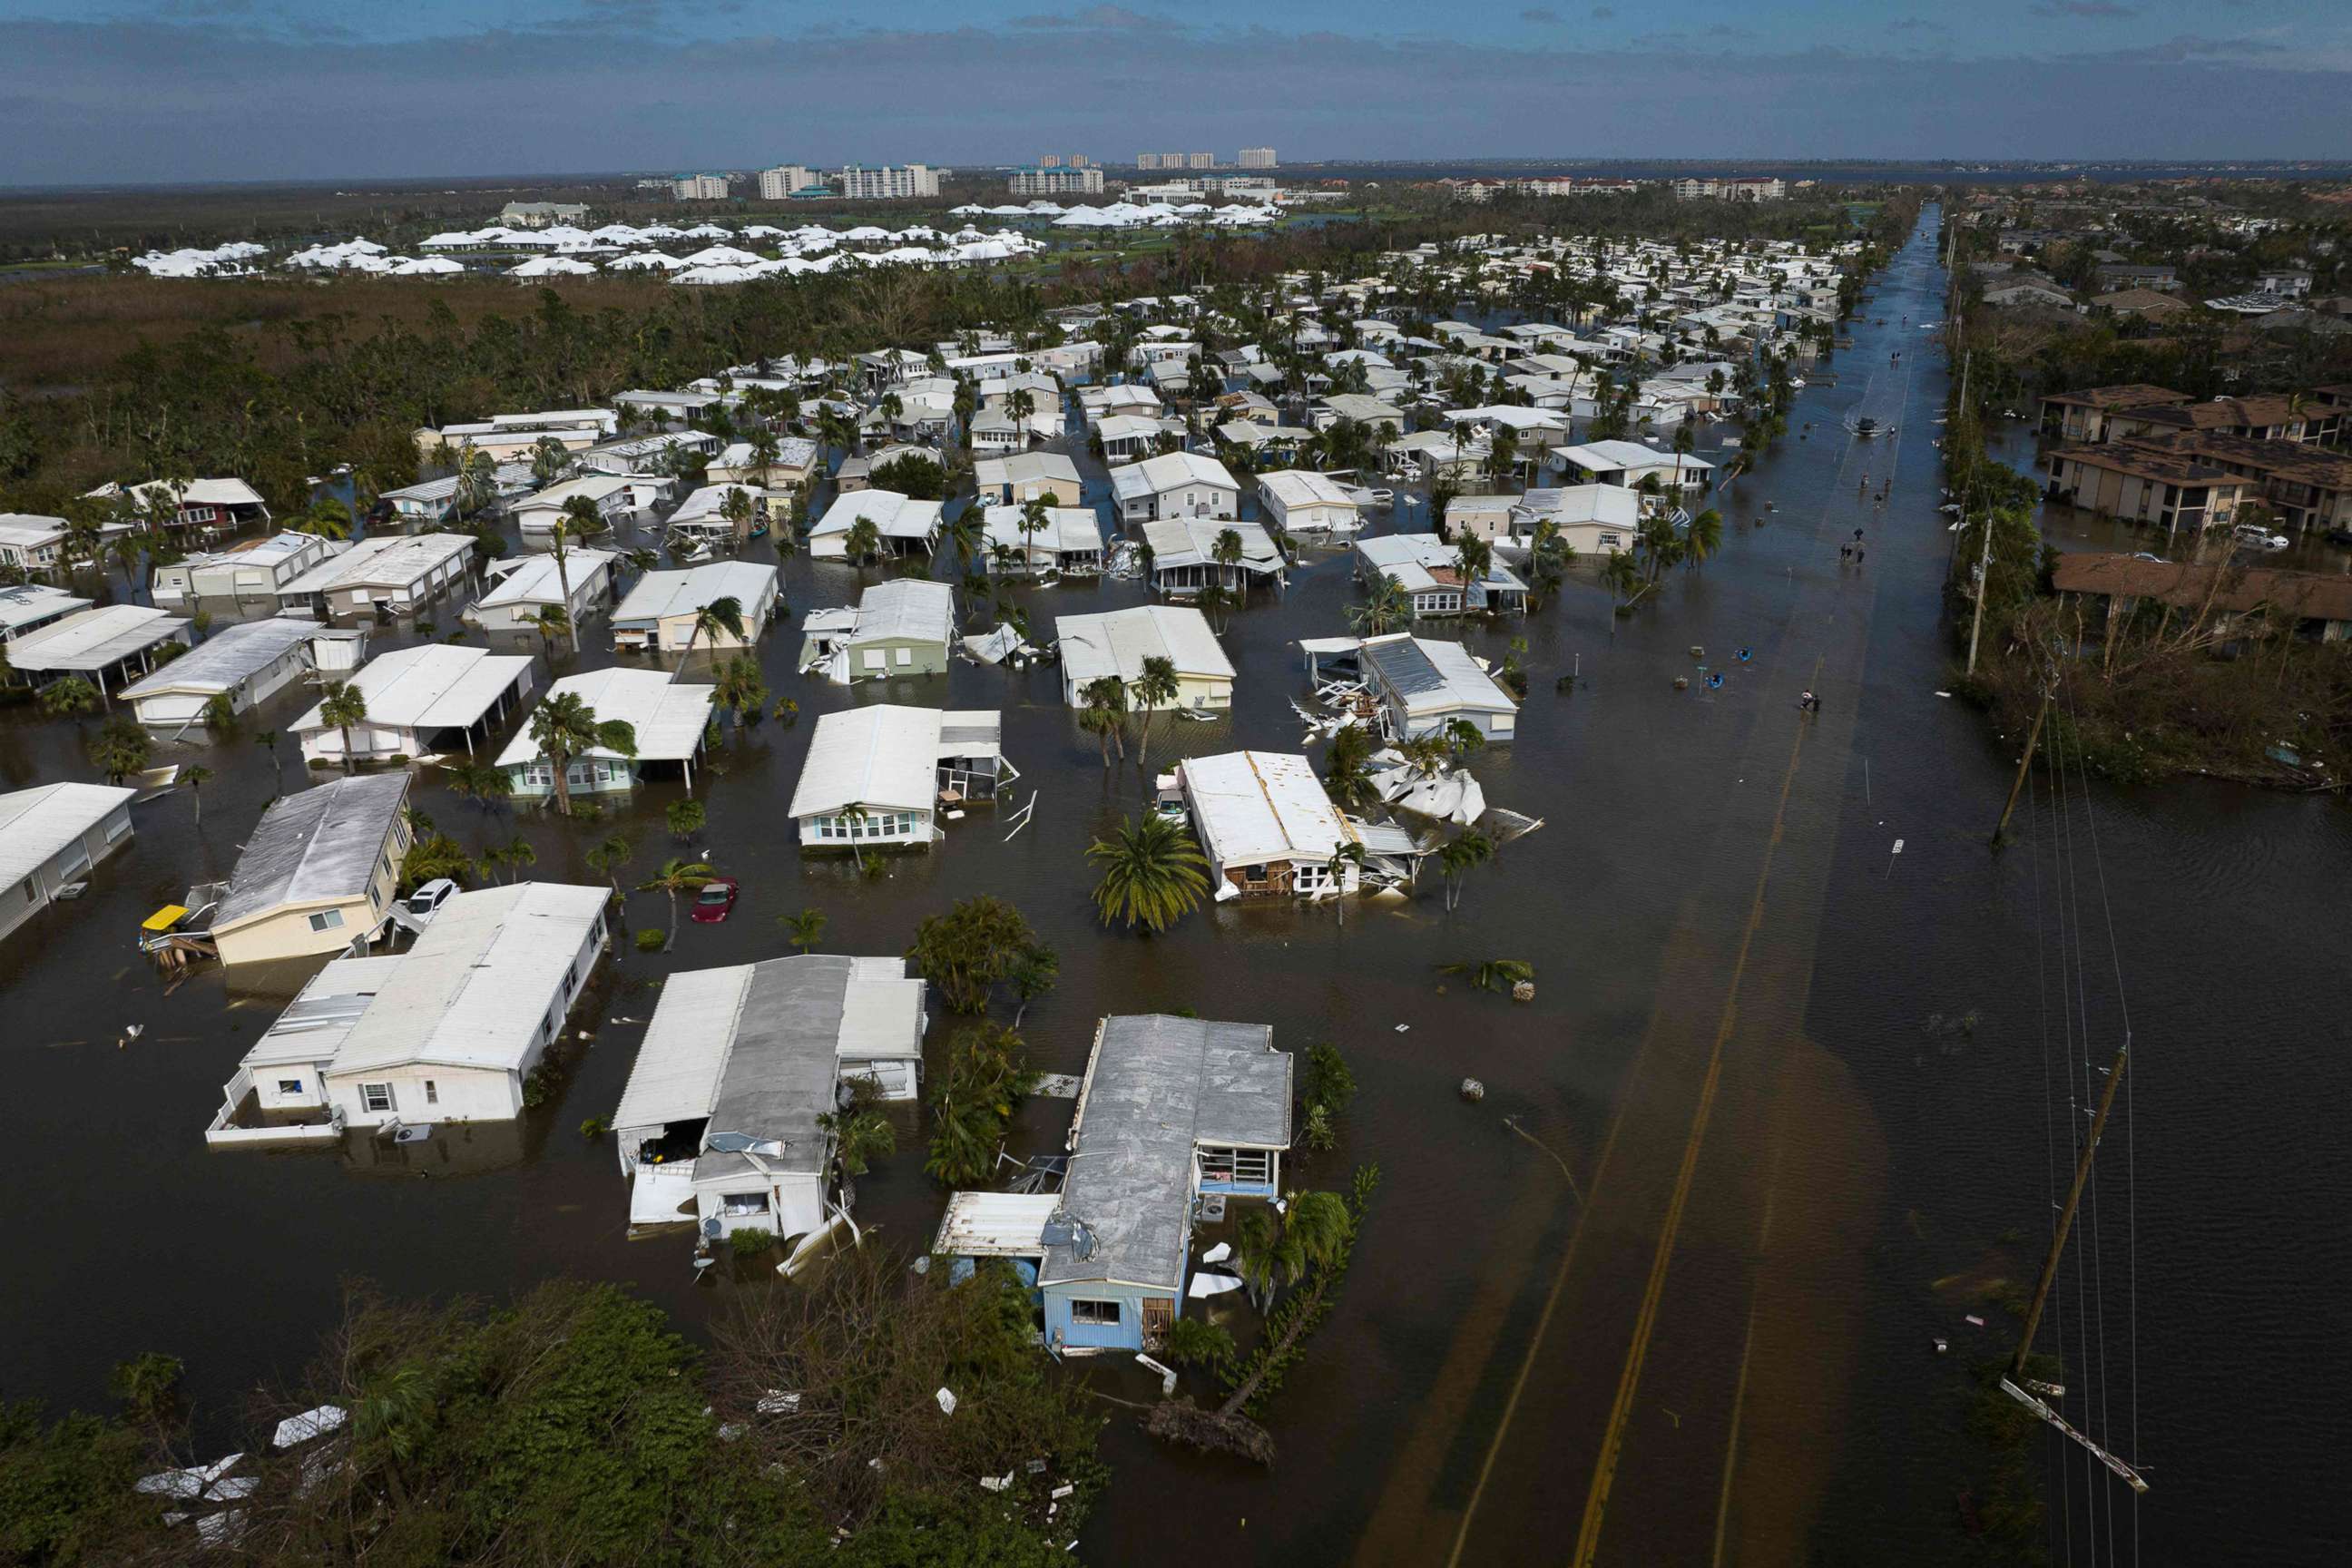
215;774;408;928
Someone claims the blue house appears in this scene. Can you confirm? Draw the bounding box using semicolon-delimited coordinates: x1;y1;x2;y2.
1038;1014;1293;1354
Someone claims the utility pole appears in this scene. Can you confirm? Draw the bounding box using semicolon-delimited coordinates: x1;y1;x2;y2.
1965;507;1995;678
1991;684;2052;844
2004;1027;2148;1494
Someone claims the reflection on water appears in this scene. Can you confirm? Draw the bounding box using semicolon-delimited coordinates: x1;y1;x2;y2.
0;210;2347;1566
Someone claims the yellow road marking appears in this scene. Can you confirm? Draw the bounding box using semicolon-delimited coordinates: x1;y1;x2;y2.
1570;657;1821;1568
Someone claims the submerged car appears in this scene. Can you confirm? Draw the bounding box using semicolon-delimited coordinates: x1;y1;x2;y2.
689;876;740;924
2230;524;2289;552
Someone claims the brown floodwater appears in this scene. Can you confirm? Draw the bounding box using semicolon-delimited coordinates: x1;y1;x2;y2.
2;209;2347;1564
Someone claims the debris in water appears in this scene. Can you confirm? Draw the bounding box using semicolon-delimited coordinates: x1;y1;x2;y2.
936;1387;957;1416
1460;1077;1486;1102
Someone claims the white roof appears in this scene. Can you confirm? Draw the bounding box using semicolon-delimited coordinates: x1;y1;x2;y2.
1055;604;1234;691
1140;515;1283;573
1359;632;1519;718
808;488;945;542
120;614;310;695
610;965;751;1132
789;703;948;818
0;513;66;547
1559;438;1714;475
1258;469;1362;511
1515;485;1642;528
474;549;614;611
279;533;475;595
842;578;954;646
495;668;713;767
325;883;608;1076
974;451;1082;490
980;506;1102;557
10;605;189;672
0;783;135;887
0;583;93;637
122;477;266;510
612;561;777;627
511;475;633;512
1109;450;1240;501
934;1191;1061;1258
236;956;403;1071
1181;750;1349;868
215;774;408;927
291;644;532;734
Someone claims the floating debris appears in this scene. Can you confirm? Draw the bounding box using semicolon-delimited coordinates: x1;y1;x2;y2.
1460;1077;1486;1102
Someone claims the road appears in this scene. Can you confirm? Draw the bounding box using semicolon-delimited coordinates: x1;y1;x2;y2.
1349;211;1946;1567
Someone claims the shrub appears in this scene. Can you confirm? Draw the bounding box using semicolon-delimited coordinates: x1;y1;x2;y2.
309;757;330;769
729;1228;775;1258
634;927;667;952
388;752;410;766
579;1117;609;1140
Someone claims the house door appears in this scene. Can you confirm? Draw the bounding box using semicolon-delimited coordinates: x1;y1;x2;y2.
1140;1297;1174;1345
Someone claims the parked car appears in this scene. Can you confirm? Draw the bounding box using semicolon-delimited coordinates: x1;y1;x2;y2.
2230;524;2289;552
406;878;458;923
689;876;739;924
2324;525;2352;549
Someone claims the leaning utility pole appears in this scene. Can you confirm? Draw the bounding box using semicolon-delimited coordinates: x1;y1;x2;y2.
2004;1027;2148;1494
1991;685;2053;844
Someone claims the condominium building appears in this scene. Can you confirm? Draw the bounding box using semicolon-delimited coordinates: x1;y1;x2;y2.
1237;147;1277;169
1010;166;1104;196
1185;152;1215;170
1137;152;1189;171
673;173;732;201
757;164;818;201
838;163;941;200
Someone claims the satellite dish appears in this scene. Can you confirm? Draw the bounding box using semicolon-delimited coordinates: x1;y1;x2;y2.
701;1218;722;1240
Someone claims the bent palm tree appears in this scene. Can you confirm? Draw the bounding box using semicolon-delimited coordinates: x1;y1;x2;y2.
1131;655;1179;771
680;594;746;667
636;858;714;952
1087;814;1210;933
550;495;608;657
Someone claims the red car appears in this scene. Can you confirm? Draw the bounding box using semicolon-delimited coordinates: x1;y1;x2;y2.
689;876;740;924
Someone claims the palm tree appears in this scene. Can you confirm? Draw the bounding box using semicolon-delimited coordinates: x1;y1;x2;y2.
1683;506;1723;572
1323;722;1379;808
1323;841;1367;920
636;858;715;952
745;425;781;487
1348;575;1413;636
1131;655;1180;771
779;906;827;954
524;605;571;657
526;691;637;817
720;485;756;552
1087;813;1210;933
1080;675;1128;766
1211;526;1246;595
584;832;633;897
252;729;283;797
548;496;607;657
712;653;767;735
181;764;214;825
1454;532;1494;612
838;803;871;873
1436;828;1494;912
293;497;354;541
1198;581;1233;634
318;681;368;773
529;435;571;490
498;835;537;886
1601;548;1642;612
679;594;746;667
843;515;883;572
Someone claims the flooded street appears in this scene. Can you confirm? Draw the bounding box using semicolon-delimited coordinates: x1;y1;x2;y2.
4;209;2347;1564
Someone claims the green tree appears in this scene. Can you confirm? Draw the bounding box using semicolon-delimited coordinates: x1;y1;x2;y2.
779;906;827;954
526;691;637;817
843;515;884;570
1080;674;1128;767
680;594;747;667
548;495;608;657
86;717;152;783
712;653;768;735
1436;828;1494;912
1322;722;1380;809
924;1022;1038;1185
1211;526;1246;594
666;799;705;841
318;680;368;774
1006;942;1058;1027
524;604;572;657
1348;574;1413;636
1684;506;1723;572
636;858;715;951
1087;814;1210;934
584;831;634;896
36;675;100;722
180;763;213;825
1130;655;1181;772
906;895;1038;1014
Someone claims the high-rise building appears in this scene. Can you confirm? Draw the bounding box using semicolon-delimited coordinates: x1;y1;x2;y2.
1137;152;1161;170
1040;154;1063;168
673;173;732;201
1185;152;1215;170
1009;166;1104;196
1071;154;1091;169
1237;147;1277;169
757;164;818;201
836;163;942;200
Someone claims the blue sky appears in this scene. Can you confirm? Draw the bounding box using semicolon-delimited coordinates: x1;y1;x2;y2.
1;0;2346;183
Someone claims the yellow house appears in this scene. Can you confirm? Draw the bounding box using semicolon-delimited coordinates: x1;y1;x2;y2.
211;774;413;967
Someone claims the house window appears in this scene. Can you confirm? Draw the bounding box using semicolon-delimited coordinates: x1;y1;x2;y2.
104;813;132;843
424;1080;439;1105
862;649;886;670
720;1192;770;1217
308;908;346;933
359;1083;395;1113
1069;1298;1122;1327
276;1079;304;1096
894;646;912;666
1200;1147;1273;1185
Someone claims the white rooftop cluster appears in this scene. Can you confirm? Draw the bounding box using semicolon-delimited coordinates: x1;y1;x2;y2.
131;241;268;277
